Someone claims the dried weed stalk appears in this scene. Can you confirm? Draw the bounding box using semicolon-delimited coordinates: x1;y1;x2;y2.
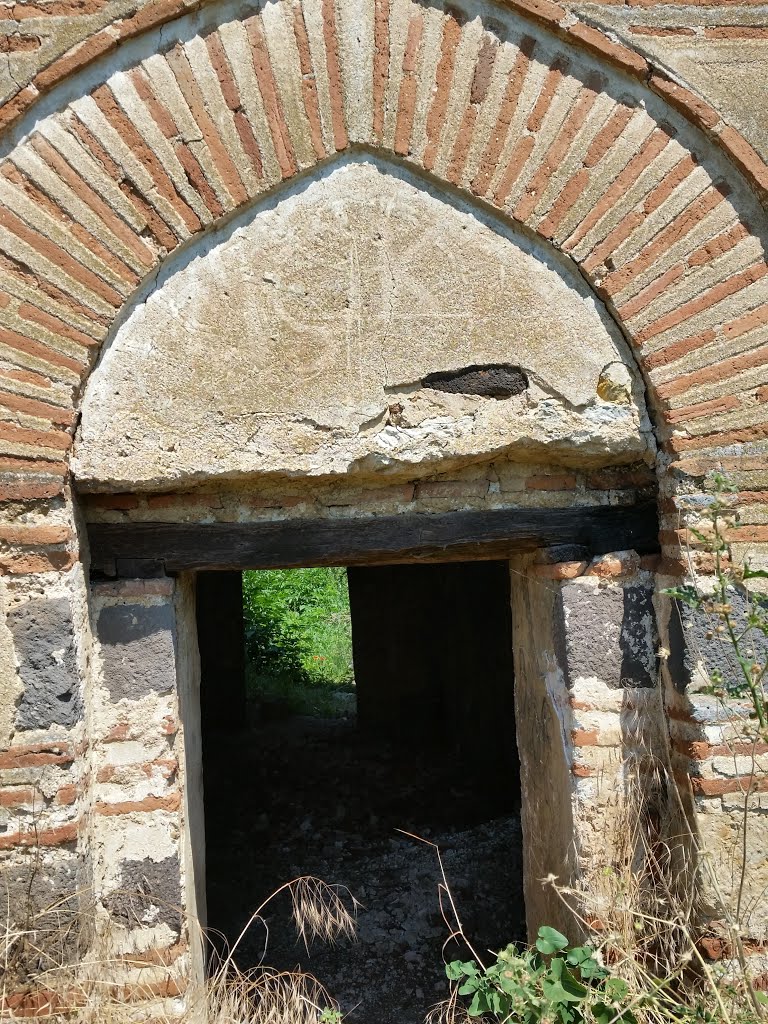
0;873;356;1023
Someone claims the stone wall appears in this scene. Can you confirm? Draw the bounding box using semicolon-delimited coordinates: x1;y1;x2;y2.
0;0;767;1013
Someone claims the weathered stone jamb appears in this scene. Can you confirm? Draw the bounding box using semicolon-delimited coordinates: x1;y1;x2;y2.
83;569;202;1010
511;546;670;940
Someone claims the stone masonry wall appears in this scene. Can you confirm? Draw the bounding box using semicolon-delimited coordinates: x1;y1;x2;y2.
0;0;767;1012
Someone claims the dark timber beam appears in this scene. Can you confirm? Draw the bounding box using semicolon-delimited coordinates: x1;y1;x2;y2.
88;502;659;575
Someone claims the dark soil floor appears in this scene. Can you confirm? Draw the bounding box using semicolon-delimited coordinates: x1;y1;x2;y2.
203;708;525;1024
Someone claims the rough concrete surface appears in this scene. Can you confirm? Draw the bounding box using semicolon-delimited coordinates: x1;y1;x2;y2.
73;158;652;488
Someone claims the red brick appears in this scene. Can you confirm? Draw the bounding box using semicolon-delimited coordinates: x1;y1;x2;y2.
34;28;118;92
616;265;685;320
54;784;78;806
689;775;768;797
93;84;201;235
515;72;602;221
0;388;74;426
0;86;38;134
565;126;673;249
245;17;299;178
656;342;768;401
0;323;86;377
636;262;768;345
0;421;72;452
687;222;749;269
321;0;349;153
0;786;39;808
507;0;566;27
0;524;72;545
117;0;186;38
17;301;100;349
38;131;156;270
649;73;721;131
666;394;741;424
372;0;391;143
0;476;64;501
705;26;768;38
472;36;535;197
95;792;181;815
0;549;76;574
0;367;52;389
0;455;68;476
583;105;635;169
0;819;78;849
0;252;109;329
643;328;717;371
571;729;599;746
538;167;590;238
394;15;424;156
566;22;648;77
0;34;42;54
290;8;325;160
607;187;727;297
423;10;464;171
0;206;123;308
644;154;699;215
672;738;709;760
167;43;249;207
494;134;536;207
174;142;224;218
718;126;768;196
585;551;641;577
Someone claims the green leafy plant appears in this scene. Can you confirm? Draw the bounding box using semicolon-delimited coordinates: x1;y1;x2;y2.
445;926;637;1024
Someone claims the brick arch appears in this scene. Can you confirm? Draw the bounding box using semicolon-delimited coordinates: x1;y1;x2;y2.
1;0;768;570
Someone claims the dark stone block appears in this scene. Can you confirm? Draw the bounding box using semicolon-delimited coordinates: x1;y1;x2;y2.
423;364;528;399
667;588;768;695
560;582;658;688
9;598;82;730
1;856;84;966
105;856;181;934
97;603;176;702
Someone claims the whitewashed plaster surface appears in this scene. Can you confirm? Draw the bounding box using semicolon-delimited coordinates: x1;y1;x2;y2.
73;157;654;489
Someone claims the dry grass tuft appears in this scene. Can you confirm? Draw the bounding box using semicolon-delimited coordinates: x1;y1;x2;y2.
289;876;358;950
203;964;340;1024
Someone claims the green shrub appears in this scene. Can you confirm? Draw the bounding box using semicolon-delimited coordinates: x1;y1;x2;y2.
242;567;354;689
446;927;637;1024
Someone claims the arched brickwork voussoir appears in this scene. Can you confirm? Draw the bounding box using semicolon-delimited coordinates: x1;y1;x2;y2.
1;0;768;573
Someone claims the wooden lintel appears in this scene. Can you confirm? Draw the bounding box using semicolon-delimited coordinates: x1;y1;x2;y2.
88;502;659;575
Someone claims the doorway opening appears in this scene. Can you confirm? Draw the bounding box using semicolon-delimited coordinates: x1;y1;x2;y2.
197;560;523;1024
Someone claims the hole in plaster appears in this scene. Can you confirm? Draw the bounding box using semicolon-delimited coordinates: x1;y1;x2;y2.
422;364;528;399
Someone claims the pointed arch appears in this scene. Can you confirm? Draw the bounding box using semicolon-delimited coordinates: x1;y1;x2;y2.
0;0;766;566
